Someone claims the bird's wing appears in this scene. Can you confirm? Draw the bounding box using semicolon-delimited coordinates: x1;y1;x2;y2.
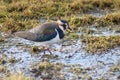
28;22;58;42
35;28;57;42
29;22;57;34
14;28;57;42
14;22;58;42
14;31;38;41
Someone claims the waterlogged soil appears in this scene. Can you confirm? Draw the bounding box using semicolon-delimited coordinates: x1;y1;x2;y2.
0;27;120;80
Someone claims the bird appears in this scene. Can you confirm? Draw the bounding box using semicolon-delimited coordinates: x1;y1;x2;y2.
14;20;71;54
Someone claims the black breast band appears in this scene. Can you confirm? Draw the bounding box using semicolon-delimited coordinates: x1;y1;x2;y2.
56;28;64;39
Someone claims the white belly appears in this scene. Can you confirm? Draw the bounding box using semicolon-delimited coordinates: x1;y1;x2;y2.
39;29;62;45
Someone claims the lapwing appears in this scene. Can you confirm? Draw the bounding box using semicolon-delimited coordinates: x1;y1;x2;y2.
14;20;71;54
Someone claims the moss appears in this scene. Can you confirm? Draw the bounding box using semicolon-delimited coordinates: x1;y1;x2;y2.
82;35;120;53
67;33;79;39
7;1;28;12
5;71;33;80
95;12;120;27
0;57;7;64
41;54;58;59
31;61;64;78
0;66;6;73
0;38;5;42
69;65;91;76
68;12;120;31
70;66;81;75
1;18;39;33
8;57;17;63
69;15;96;29
30;46;43;54
68;65;94;80
36;61;64;71
110;64;120;72
87;76;92;80
79;27;96;34
37;61;53;70
96;77;106;80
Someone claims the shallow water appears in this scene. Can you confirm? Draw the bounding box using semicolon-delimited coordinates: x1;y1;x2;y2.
0;31;120;80
76;9;111;18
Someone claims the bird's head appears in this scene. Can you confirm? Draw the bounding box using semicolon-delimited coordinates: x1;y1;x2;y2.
57;20;71;33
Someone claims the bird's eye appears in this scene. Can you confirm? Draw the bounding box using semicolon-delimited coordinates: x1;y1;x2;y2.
62;24;66;30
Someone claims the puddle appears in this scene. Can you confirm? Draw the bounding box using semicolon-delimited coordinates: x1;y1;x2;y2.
0;31;120;80
39;18;47;23
76;9;111;18
0;22;120;80
77;25;120;37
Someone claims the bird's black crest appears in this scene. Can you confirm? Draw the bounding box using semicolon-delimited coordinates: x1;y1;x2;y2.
60;20;68;24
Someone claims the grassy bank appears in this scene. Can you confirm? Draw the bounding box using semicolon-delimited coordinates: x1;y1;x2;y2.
0;0;120;33
69;12;120;29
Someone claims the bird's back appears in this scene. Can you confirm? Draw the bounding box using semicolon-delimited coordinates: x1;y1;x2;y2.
14;31;38;41
29;22;58;34
14;22;60;42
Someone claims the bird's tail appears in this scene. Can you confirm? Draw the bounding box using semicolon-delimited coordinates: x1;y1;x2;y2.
14;31;37;41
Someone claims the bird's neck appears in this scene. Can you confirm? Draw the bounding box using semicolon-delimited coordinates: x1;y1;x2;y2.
56;27;65;39
58;25;66;33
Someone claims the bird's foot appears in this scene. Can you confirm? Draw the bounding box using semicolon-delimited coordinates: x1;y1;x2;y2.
43;47;52;55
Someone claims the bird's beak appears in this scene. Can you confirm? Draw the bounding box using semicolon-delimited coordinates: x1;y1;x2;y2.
68;27;72;30
67;26;73;33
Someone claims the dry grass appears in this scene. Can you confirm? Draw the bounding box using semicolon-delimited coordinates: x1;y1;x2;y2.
0;0;120;32
82;35;120;53
69;12;120;30
31;61;64;79
0;0;120;53
2;71;33;80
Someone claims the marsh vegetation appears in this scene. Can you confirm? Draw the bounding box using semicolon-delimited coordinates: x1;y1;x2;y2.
0;0;120;80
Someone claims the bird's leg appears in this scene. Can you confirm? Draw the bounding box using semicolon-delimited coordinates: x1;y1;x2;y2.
42;46;52;55
42;46;46;54
60;44;64;52
46;48;52;55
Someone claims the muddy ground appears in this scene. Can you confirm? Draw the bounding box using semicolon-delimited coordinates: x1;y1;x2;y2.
0;0;120;80
0;26;120;80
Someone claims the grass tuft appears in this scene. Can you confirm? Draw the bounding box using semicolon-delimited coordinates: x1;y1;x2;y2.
82;35;120;53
